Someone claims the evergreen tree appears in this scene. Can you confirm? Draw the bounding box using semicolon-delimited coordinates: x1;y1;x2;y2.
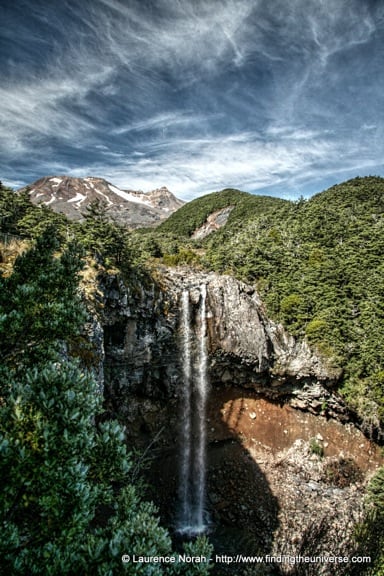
79;199;131;267
0;228;211;575
0;183;68;239
0;226;84;370
0;184;31;235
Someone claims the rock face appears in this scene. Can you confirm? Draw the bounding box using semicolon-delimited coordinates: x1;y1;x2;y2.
19;176;184;227
160;268;340;396
98;265;353;442
94;265;381;573
99;267;340;421
191;206;234;239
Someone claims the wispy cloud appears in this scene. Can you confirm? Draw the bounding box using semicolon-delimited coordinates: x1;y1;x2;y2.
1;0;384;199
43;131;351;200
112;111;223;136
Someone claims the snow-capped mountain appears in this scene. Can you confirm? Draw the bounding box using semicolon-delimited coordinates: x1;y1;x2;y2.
19;176;184;227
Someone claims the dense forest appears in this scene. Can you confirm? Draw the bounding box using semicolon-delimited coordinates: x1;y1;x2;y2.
0;183;211;574
1;177;384;574
139;177;384;437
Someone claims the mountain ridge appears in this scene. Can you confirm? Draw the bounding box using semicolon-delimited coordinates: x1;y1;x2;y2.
18;175;184;228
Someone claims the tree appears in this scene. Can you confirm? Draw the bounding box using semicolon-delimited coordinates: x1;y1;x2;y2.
0;360;211;575
0;185;31;235
0;228;212;575
0;226;84;370
0;183;67;239
79;199;131;267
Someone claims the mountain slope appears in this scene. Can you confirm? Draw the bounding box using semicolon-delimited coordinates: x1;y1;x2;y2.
147;177;384;435
19;176;184;228
158;187;289;237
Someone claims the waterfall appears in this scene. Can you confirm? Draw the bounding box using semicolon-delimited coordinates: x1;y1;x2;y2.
177;285;209;535
194;283;208;529
180;289;192;529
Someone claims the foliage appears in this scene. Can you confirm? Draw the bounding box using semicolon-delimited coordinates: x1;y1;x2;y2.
354;467;384;575
0;185;132;272
0;182;69;239
0;359;212;575
156;177;384;434
162;248;201;267
77;199;132;270
158;188;288;237
308;438;324;458
0;184;33;235
0;226;84;370
0;224;212;575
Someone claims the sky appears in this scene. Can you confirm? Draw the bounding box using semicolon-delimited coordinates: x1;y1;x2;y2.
1;0;384;201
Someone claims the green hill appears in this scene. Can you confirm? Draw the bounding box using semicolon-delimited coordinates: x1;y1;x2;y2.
153;177;384;436
158;187;289;237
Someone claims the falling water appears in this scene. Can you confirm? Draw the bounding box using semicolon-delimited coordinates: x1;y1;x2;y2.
193;283;208;530
177;285;209;535
179;289;192;528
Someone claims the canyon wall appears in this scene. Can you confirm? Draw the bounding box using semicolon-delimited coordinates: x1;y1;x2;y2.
92;266;382;575
99;266;346;433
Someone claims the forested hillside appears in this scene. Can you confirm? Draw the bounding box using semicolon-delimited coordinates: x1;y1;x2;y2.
1;176;384;574
138;177;384;439
158;188;288;237
203;178;384;434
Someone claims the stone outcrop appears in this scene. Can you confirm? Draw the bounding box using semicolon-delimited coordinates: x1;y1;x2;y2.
98;267;339;395
96;266;349;428
191;206;234;239
92;265;382;574
159;268;342;411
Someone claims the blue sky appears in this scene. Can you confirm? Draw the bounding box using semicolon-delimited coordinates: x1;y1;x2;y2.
1;0;384;200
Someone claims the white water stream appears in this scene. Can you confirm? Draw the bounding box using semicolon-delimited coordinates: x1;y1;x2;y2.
179;289;192;529
178;285;209;535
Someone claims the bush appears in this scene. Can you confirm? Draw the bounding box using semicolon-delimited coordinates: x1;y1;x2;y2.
0;227;212;574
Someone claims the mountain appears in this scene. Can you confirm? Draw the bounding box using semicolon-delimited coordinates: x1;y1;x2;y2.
18;176;184;228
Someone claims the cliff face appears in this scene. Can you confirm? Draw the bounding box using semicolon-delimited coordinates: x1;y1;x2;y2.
95;266;382;571
179;271;334;381
98;267;341;421
98;266;352;439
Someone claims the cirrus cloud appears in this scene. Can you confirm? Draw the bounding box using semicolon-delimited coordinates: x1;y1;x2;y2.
1;0;384;199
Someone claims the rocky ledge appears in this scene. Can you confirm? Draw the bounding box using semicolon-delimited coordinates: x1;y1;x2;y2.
95;265;355;433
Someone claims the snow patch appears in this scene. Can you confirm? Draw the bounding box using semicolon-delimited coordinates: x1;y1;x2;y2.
50;177;62;186
68;192;86;204
96;188;113;206
108;184;151;206
44;195;55;206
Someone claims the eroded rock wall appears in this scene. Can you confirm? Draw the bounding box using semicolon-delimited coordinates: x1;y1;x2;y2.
98;266;348;441
94;266;381;575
